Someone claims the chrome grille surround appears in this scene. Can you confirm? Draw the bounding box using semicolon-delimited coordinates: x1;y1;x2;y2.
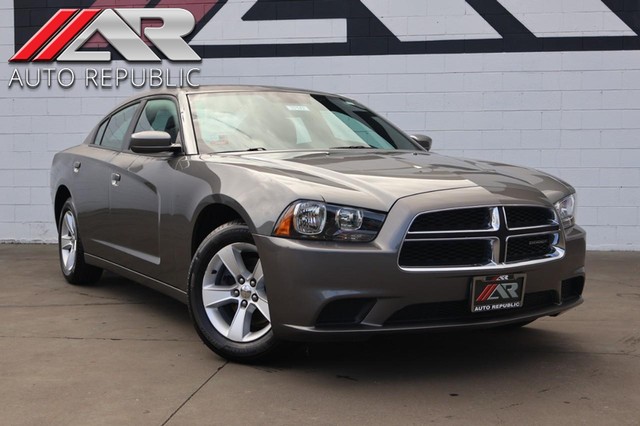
399;206;564;272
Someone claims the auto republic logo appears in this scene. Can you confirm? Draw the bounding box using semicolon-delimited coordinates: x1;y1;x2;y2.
8;8;201;90
472;274;526;313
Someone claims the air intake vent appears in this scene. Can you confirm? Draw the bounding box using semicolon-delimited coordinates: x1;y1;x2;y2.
315;298;376;327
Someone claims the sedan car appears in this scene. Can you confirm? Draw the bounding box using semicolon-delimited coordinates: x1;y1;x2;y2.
51;86;586;361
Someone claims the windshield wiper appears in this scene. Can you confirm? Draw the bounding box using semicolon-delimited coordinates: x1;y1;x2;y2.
219;147;267;153
334;145;378;150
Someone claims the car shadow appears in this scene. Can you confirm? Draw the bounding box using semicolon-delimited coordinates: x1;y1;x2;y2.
92;272;588;380
283;328;581;381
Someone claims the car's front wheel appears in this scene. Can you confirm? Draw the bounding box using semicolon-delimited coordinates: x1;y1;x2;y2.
188;221;281;362
58;199;103;285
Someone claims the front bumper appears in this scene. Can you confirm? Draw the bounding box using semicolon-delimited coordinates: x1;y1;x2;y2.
255;189;587;341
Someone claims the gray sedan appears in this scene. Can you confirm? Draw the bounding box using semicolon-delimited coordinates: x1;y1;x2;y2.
50;86;586;361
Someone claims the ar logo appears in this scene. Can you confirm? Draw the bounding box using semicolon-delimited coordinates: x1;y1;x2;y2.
476;282;520;302
10;8;200;62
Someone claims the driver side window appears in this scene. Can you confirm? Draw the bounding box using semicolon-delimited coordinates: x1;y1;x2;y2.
134;99;180;146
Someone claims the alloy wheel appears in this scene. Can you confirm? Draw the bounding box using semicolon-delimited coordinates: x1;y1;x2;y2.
60;211;77;274
201;242;271;343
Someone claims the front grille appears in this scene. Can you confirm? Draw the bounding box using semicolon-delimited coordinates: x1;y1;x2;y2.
505;206;557;229
506;233;557;263
385;291;558;326
400;205;562;269
409;208;493;232
399;240;493;268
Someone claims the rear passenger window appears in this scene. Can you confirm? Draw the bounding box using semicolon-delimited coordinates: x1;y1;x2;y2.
94;120;108;145
100;103;139;150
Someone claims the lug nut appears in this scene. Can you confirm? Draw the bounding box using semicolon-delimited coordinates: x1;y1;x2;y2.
251;294;259;302
250;279;256;287
241;300;248;308
232;289;240;297
238;277;245;284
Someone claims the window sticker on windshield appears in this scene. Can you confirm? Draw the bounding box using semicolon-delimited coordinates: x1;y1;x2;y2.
286;105;310;112
208;134;229;145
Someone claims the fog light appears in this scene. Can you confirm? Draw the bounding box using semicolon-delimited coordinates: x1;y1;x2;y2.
336;208;363;230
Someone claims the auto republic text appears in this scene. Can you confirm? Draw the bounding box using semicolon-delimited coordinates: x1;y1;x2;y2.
8;67;201;89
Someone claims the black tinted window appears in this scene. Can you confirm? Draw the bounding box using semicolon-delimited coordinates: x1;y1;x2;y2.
101;103;139;150
134;99;180;144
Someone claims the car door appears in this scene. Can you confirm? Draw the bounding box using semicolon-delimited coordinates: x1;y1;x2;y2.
106;97;183;280
74;103;140;260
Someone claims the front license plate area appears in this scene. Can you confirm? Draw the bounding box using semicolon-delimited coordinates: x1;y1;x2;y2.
471;274;526;313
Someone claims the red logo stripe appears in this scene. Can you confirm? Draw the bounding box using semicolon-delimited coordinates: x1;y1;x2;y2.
486;284;499;301
476;284;492;302
478;284;498;302
34;9;102;62
9;9;78;62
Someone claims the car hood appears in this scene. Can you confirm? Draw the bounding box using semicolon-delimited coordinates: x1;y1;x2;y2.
205;150;572;211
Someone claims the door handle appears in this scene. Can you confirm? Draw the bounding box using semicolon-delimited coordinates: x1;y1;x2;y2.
111;173;121;187
73;161;81;173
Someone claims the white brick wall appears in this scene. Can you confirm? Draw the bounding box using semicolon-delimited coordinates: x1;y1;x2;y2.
1;2;639;250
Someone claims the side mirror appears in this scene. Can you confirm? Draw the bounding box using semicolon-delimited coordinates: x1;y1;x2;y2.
410;134;432;151
130;131;181;154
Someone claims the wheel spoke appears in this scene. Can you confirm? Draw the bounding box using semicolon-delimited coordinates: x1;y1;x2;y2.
60;236;73;251
64;213;75;236
253;296;270;322
202;285;237;308
252;260;264;283
227;305;252;341
66;249;76;270
216;245;250;278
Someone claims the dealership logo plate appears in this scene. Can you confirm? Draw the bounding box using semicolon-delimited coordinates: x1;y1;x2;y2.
471;274;526;313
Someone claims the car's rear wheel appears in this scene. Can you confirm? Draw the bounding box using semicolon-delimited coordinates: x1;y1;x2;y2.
58;199;102;285
188;221;281;362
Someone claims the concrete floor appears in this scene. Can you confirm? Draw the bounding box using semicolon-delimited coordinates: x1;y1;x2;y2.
0;245;638;426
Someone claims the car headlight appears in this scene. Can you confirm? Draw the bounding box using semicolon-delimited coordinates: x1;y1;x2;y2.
554;194;576;228
273;200;386;242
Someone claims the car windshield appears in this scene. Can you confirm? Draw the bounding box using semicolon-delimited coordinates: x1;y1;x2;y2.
188;91;419;154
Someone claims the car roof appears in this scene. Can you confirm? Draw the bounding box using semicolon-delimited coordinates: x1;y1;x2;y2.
117;85;343;108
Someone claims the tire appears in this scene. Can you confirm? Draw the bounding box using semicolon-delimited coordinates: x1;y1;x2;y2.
188;221;282;362
58;199;103;285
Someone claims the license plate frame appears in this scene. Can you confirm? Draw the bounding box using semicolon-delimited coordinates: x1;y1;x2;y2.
470;274;526;313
